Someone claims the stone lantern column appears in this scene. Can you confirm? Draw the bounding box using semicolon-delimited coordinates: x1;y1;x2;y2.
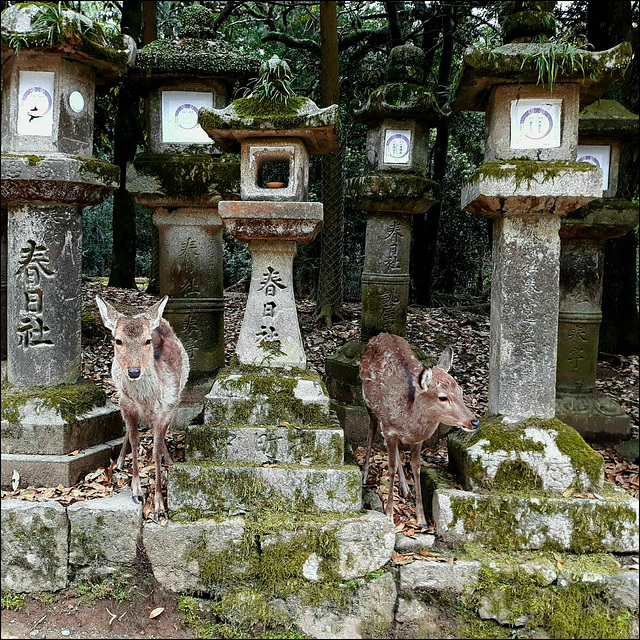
555;100;639;441
1;4;133;487
325;44;442;446
423;4;639;554
126;5;260;390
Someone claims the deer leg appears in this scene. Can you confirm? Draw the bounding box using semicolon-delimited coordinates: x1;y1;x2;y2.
362;407;378;485
152;420;171;521
124;412;143;504
410;441;428;526
161;438;173;465
396;445;411;498
116;427;130;470
385;435;399;521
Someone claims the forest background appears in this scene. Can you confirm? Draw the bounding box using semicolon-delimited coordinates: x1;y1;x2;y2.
2;0;637;354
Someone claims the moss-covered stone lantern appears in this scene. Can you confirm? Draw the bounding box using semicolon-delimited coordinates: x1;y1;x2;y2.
126;4;260;390
429;3;638;560
1;2;132;487
556;100;639;441
325;44;442;446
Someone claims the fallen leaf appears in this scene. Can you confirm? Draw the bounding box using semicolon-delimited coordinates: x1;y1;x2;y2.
149;607;164;619
69;450;80;456
11;469;20;491
448;557;455;567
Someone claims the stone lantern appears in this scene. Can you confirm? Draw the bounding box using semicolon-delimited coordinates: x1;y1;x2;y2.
556;100;639;441
423;3;638;554
1;3;133;487
325;44;442;446
161;57;364;522
126;5;260;393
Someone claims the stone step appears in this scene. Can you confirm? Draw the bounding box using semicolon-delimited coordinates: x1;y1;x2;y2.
203;367;331;427
432;485;638;553
184;423;344;466
1;437;124;489
168;461;362;518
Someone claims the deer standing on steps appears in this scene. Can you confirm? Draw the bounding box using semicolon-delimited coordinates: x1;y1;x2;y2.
360;333;478;526
96;295;189;520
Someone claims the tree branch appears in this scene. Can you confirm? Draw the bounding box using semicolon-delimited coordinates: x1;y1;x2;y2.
213;0;238;31
261;31;321;54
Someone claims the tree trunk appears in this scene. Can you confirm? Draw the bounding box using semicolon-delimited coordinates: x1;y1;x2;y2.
411;5;455;306
141;1;160;295
384;0;404;48
315;0;344;326
587;0;639;355
108;1;143;289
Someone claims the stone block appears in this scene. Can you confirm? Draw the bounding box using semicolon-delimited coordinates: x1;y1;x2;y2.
398;559;481;594
287;572;397;639
394;532;436;554
67;491;142;582
185;423;344;466
143;516;248;594
348;173;440;214
330;401;373;449
325;341;367;385
240;137;309;201
1;437;124;489
1;499;68;592
262;511;395;581
447;418;605;494
556;394;631;444
168;462;362;518
485;84;580;162
204;367;330;427
461;160;601;219
433;486;639;552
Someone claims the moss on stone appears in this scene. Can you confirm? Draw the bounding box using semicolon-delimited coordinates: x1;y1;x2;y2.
554;421;604;490
131;154;240;199
501;10;557;43
355;82;443;123
493;459;544;491
348;173;440;207
469;160;596;190
1;380;106;425
71;157;120;185
69;522;107;565
1;153;45;166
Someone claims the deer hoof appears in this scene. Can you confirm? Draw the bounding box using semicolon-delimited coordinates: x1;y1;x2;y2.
132;494;144;504
153;510;169;523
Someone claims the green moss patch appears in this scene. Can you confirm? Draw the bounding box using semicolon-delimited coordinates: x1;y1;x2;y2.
1;380;106;425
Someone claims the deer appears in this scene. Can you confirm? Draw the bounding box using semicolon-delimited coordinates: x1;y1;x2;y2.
96;295;189;521
359;332;479;526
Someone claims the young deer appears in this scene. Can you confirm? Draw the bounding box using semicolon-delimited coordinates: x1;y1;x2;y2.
360;333;478;526
96;295;189;520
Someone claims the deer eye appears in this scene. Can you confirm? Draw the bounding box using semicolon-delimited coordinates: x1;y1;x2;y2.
115;338;122;345
438;396;448;402
145;339;152;345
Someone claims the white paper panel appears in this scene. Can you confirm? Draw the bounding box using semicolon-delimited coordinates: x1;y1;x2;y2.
18;71;55;137
383;129;412;164
161;91;213;144
510;98;562;149
577;145;610;191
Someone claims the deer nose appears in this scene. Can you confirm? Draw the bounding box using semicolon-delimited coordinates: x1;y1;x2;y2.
128;368;141;379
471;419;479;430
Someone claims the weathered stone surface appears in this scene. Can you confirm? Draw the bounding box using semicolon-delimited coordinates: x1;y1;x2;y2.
287;572;397;639
143;517;246;593
462;161;601;219
433;486;639;552
579;99;639;138
398;559;481;594
263;511;395;581
199;97;339;155
395;532;436;553
478;589;528;627
204;367;330;426
67;491;142;581
603;572;640;611
615;438;639;464
395;597;442;638
185;423;344;466
168;462;362;517
1;499;68;592
1;437;124;489
348;174;440;214
448;419;605;493
240;137;309;201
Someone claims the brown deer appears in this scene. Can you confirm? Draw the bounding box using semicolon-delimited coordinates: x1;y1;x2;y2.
96;295;189;520
360;333;478;526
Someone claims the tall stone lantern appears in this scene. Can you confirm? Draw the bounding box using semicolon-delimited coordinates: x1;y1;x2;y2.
325;44;443;446
1;3;133;487
424;3;639;554
556;100;639;441
126;5;260;390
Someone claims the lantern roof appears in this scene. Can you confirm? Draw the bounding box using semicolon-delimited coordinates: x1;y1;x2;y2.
1;2;132;83
579;99;639;138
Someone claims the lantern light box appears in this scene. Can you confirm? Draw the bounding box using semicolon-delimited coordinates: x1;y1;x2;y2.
383;129;413;164
161;90;213;144
577;145;611;191
17;70;55;137
510;98;562;149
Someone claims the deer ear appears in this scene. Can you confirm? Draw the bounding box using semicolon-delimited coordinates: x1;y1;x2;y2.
437;346;453;372
95;295;120;333
145;295;169;331
418;368;433;391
